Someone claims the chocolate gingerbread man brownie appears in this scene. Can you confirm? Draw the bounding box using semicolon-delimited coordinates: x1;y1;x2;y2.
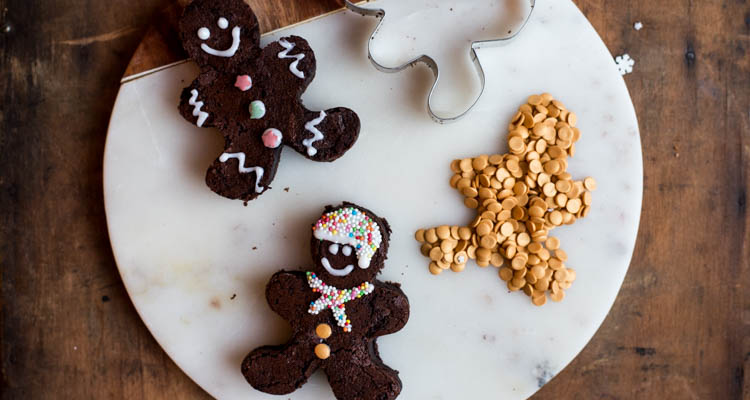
242;203;410;400
178;0;360;202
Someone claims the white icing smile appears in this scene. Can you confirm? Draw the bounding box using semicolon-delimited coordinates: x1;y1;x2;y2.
321;257;354;277
197;17;241;58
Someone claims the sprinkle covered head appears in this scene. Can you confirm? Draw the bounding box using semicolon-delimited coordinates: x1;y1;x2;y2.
312;206;383;269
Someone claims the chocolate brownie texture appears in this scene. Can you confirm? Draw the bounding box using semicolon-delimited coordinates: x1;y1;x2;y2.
242;203;410;400
178;0;360;203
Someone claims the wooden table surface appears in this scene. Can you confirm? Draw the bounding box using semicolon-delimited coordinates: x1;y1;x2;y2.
1;0;748;398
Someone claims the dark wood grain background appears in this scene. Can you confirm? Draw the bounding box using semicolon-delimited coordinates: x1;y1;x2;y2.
1;0;748;398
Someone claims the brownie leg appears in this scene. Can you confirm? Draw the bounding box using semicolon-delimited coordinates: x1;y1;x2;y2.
323;341;402;400
241;341;320;395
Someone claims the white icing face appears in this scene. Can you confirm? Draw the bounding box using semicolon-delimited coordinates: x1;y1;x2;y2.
342;245;353;257
197;16;241;58
197;27;210;40
321;257;354;277
328;243;340;255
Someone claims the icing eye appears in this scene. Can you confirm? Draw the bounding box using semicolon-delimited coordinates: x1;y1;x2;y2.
197;27;210;40
218;17;229;29
342;245;352;257
328;243;339;255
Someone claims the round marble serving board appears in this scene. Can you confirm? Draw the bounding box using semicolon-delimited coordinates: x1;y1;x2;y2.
104;1;642;399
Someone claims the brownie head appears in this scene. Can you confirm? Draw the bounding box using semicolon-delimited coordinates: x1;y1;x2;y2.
310;203;391;288
179;0;261;70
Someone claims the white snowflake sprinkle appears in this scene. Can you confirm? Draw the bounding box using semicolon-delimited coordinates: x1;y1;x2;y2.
634;21;643;31
615;54;635;75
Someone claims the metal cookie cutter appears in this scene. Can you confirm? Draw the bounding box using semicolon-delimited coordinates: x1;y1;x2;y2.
345;0;536;124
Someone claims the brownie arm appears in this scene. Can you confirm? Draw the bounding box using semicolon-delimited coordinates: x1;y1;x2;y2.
265;270;310;323
367;282;410;338
178;68;219;128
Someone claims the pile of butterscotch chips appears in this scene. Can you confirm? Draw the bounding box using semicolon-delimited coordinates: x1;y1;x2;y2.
415;93;597;306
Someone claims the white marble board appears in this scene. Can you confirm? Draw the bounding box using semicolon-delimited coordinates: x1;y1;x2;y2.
104;1;642;399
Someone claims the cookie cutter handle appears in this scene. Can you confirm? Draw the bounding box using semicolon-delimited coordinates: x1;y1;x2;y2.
345;0;536;124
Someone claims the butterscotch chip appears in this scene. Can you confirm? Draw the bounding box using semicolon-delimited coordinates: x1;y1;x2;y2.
437;258;451;269
548;257;563;270
459;158;473;172
458;227;472;240
429;262;442;275
476;248;491;261
517;232;531;247
451;263;466;272
584;176;597;191
525;272;538;285
523;283;535;297
454;251;468;265
499;267;513;281
497;209;512;222
511;255;526;270
425;228;438;243
440;239;457;253
500;222;514;237
436;225;451;240
527;254;540;266
420;243;432;257
478;174;491;188
511;277;526;289
543;160;561;175
450;160;462;173
467;245;477;259
415;229;426;243
489;154;504;165
528;205;545;218
455;240;469;253
566;198;582;213
532;293;547;306
566;268;577;282
549;210;563;225
555;249;568;262
534;279;550;292
567;112;578;127
472;156;489;171
529;159;543;174
501;197;518;210
476;221;492;236
542;182;557;197
487;202;503;214
478;188;495;200
481;235;498;249
429;247;443;262
464;198;479;209
504;244;517;259
545;237;560;250
450;175;461;188
550;289;565;302
490;252;504;267
554;269;568;282
527;242;542;254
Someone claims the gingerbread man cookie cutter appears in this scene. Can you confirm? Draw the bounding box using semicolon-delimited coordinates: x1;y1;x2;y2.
345;0;536;124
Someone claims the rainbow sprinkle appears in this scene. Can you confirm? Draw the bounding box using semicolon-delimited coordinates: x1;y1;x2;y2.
306;272;375;332
312;207;383;269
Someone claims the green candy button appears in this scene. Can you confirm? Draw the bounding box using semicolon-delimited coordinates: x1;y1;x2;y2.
249;100;266;119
